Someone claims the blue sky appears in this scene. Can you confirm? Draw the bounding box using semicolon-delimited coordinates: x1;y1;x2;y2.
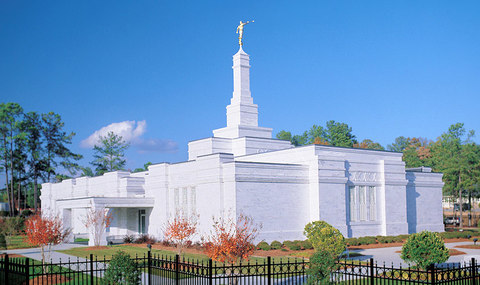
1;1;479;174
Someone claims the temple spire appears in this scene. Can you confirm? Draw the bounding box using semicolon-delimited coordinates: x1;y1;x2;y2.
212;47;272;139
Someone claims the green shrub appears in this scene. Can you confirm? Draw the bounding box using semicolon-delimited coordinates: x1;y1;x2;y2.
301;240;313;250
20;210;33;218
270;240;282;250
377;236;395;244
357;236;376;245
3;217;25;235
0;234;6;249
104;251;141;285
304;221;346;256
345;237;360;246
256;241;271;250
307;248;340;284
401;231;449;269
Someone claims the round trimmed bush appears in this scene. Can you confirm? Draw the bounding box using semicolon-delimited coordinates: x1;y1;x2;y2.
256;241;271;251
401;231;449;269
104;251;141;284
304;221;345;256
270;240;282;250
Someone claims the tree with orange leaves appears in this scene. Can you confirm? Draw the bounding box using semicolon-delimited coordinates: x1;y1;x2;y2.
83;205;113;247
25;213;71;269
164;213;198;255
203;214;260;265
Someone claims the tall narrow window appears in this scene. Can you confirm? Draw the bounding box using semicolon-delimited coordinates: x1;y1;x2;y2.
174;188;179;212
190;187;196;215
369;186;376;221
349;186;357;222
359;186;367;221
182;188;188;215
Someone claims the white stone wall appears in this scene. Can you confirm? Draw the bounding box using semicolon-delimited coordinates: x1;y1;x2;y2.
406;170;444;233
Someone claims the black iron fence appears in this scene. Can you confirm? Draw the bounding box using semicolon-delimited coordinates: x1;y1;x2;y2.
1;253;479;285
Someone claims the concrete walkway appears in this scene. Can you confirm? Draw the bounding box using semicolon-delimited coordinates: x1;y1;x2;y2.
348;241;480;267
2;243;88;263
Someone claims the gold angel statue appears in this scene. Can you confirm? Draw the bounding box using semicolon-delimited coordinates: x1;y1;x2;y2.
236;20;254;46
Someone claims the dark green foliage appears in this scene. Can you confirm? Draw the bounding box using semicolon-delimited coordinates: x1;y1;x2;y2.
270;240;282;250
300;240;313;250
283;240;302;251
91;131;130;175
256;241;271;250
2;217;25;235
304;221;346;256
0;234;6;249
357;236;376;245
307;249;339;284
104;251;141;285
20;209;33;218
377;236;396;244
345;237;360;246
439;230;476;239
401;231;449;269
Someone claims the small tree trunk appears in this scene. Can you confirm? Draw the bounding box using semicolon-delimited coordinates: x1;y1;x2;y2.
33;176;38;212
459;176;463;228
17;182;20;213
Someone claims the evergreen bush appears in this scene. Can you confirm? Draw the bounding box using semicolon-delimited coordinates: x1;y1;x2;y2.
304;221;346;256
401;231;449;269
301;240;313;250
270;240;282;250
256;241;271;250
104;251;141;285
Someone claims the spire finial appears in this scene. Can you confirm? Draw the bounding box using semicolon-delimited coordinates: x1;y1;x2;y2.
236;20;254;46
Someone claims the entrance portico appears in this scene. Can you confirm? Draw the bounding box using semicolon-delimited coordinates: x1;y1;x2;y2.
55;197;154;246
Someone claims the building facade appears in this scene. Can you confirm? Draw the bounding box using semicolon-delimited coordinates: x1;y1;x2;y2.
41;47;444;246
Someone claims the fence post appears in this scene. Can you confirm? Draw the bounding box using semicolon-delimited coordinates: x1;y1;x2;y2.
209;259;213;285
472;257;477;285
429;264;435;285
147;251;152;285
25;257;30;284
175;254;179;285
267;256;272;285
90;253;94;285
4;254;8;285
369;258;374;285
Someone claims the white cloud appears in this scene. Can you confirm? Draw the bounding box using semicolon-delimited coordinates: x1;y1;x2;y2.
81;120;178;153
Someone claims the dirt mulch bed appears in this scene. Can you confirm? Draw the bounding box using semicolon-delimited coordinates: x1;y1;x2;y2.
127;243;308;258
27;275;71;285
127;243;206;256
80;246;110;251
444;238;473;243
394;249;466;256
0;253;24;258
455;244;480;249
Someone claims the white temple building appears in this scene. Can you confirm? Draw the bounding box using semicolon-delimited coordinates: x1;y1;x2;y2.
41;47;445;246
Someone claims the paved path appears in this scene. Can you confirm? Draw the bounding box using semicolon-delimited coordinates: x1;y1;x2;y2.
3;243;88;263
348;241;480;266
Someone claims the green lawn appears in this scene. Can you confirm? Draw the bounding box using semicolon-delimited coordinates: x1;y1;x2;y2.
58;244;306;264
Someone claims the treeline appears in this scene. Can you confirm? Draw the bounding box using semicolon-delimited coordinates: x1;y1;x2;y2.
0;103;82;215
277;121;480;200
